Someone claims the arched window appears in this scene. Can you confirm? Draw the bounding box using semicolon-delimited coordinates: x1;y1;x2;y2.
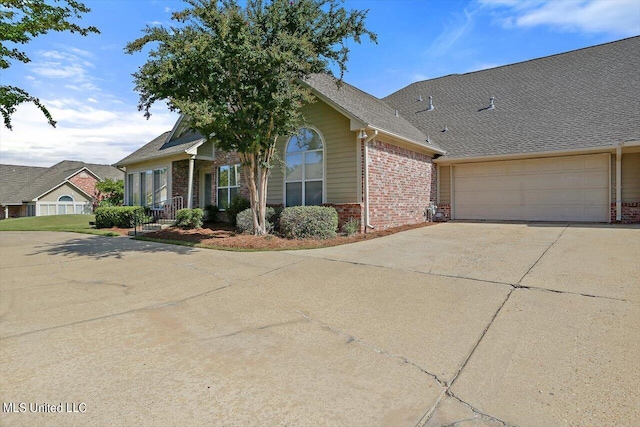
57;195;74;215
285;128;324;206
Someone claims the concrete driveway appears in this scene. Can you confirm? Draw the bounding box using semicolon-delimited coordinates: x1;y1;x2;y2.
0;222;638;426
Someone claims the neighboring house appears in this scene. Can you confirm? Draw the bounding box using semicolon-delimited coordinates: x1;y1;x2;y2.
117;36;640;227
0;161;123;219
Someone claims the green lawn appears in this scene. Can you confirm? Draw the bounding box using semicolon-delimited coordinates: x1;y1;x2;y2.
0;215;119;236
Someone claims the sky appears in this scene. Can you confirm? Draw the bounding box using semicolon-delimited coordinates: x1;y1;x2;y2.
1;0;639;167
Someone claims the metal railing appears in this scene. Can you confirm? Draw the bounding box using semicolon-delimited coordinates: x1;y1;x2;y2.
133;196;184;235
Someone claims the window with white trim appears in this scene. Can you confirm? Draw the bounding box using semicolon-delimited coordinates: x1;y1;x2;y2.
57;195;74;215
285;128;324;206
217;164;240;209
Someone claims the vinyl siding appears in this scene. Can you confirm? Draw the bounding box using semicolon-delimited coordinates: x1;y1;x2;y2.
439;165;451;204
267;99;358;204
611;152;640;203
39;182;91;202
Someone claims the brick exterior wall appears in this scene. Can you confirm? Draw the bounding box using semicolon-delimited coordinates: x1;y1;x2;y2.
172;152;248;210
365;139;435;230
435;204;451;222
611;202;640;224
323;203;365;232
68;171;98;198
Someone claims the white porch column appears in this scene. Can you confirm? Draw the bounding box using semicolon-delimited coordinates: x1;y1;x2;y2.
187;156;195;209
4;206;8;219
616;146;622;222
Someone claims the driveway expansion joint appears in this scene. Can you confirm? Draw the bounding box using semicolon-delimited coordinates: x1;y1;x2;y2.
516;225;568;286
0;283;233;341
289;253;514;289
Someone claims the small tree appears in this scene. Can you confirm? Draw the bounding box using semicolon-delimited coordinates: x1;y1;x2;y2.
95;178;124;207
0;0;99;129
126;0;375;234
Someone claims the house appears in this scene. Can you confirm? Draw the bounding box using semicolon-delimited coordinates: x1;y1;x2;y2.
117;36;640;227
0;161;123;219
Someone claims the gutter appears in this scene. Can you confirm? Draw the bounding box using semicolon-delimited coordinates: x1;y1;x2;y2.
433;141;640;164
362;130;378;231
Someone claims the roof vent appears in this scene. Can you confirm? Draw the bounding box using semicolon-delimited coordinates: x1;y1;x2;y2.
426;135;431;144
488;96;495;110
442;125;448;132
394;109;399;118
418;95;423;102
427;95;434;111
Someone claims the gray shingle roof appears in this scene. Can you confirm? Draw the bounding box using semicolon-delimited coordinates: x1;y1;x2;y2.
0;161;123;204
383;36;640;159
304;73;444;153
116;130;204;166
0;165;48;204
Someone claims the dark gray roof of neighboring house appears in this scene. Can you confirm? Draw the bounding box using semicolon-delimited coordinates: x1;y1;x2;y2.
0;161;123;204
116;130;204;166
383;36;640;159
0;164;48;204
304;73;444;152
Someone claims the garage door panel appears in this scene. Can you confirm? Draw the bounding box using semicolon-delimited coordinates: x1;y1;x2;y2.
453;154;609;222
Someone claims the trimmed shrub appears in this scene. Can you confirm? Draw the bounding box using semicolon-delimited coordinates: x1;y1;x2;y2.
175;208;204;229
204;204;220;222
226;195;251;226
95;206;146;228
280;206;338;239
236;207;275;234
341;217;360;236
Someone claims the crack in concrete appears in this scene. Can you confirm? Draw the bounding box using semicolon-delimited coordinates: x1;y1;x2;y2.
445;392;516;427
416;289;515;427
0;283;233;341
514;283;633;302
285;304;448;388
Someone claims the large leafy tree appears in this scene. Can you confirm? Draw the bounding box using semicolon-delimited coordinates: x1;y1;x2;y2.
126;0;376;235
95;178;125;207
0;0;99;129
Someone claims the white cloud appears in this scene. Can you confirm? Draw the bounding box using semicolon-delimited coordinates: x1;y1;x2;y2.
1;102;177;167
428;8;476;56
480;0;640;36
87;97;99;103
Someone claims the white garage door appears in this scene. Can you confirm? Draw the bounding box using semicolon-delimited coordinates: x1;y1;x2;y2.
453;154;609;222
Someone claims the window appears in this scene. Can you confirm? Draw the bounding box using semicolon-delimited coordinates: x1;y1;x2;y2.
57;195;74;215
285;128;324;206
127;168;167;206
217;164;240;209
202;172;213;207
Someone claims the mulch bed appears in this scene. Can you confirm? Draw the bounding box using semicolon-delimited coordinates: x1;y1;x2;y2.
131;221;438;250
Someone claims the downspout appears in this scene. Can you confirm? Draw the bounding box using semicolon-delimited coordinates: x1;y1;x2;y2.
616;144;622;222
187;155;195;209
362;130;378;231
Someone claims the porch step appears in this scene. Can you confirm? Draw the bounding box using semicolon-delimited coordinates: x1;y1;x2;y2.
127;223;171;236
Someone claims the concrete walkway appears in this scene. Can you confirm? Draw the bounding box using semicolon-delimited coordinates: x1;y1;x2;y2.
0;223;638;426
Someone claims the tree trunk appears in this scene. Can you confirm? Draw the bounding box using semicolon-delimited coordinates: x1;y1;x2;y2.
239;140;275;235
